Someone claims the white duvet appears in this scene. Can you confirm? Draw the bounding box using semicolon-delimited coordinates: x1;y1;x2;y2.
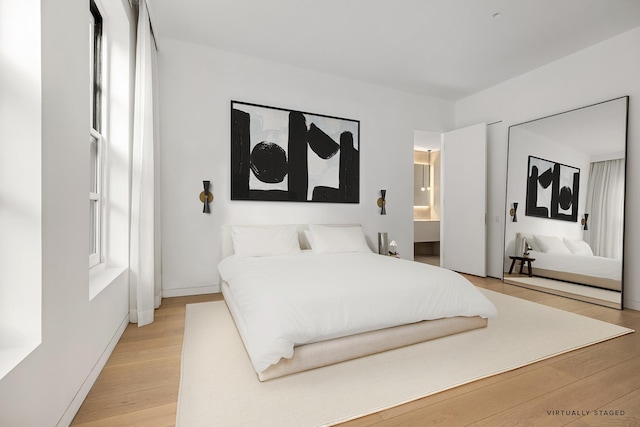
218;251;497;373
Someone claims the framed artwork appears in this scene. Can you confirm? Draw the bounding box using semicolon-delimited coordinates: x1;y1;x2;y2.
525;155;579;222
231;101;359;203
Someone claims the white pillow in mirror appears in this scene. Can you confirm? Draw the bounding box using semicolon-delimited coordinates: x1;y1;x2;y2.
308;224;371;254
563;238;594;256
303;230;314;249
517;232;541;252
533;235;572;255
231;225;301;257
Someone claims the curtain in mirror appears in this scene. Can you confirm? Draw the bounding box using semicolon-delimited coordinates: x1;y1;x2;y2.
585;159;625;260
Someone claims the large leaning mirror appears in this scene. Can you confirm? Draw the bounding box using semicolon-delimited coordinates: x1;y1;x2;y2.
503;96;628;309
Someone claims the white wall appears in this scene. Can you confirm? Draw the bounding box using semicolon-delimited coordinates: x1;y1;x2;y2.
455;27;640;309
0;0;133;425
158;39;455;296
0;0;42;369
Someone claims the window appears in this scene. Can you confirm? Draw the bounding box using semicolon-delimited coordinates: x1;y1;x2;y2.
89;0;103;268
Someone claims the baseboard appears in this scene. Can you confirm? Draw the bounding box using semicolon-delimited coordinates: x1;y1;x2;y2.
162;284;220;298
623;298;640;311
57;312;129;427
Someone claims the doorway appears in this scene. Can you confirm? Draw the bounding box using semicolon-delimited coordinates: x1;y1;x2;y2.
413;124;488;278
413;130;441;266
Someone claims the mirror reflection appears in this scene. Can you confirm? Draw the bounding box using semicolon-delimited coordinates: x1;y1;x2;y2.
504;97;628;309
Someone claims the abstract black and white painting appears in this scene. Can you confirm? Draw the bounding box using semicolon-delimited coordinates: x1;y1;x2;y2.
525;156;579;222
231;101;359;203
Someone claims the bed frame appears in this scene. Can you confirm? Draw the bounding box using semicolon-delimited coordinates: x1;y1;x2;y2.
220;224;488;381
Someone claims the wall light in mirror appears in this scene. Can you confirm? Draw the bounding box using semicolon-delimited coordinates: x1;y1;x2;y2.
582;213;589;230
510;202;518;222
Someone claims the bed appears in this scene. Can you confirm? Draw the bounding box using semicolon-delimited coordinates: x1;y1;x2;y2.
218;224;497;381
514;233;622;292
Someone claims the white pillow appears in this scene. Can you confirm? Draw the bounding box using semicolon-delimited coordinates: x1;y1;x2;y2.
308;225;371;254
517;233;541;252
563;238;594;256
303;230;314;249
533;235;572;255
231;226;301;257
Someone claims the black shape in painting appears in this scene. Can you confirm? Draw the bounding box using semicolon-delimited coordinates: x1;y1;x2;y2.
312;186;339;202
250;142;288;184
338;131;358;203
308;123;340;159
550;167;579;221
230;108;251;200
287;111;308;201
526;165;549;218
558;186;573;210
537;166;554;189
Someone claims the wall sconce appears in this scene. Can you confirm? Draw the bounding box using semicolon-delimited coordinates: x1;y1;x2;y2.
200;180;213;213
377;189;386;215
510;202;518;222
582;213;589;230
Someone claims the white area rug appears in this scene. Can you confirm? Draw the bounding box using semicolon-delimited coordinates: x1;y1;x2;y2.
176;289;633;427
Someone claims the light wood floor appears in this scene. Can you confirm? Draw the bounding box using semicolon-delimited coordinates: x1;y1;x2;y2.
71;276;640;426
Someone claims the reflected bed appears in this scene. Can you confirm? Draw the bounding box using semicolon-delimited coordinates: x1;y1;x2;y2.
528;251;621;291
515;232;621;292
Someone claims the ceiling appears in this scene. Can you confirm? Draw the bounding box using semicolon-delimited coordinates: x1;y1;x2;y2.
145;0;640;100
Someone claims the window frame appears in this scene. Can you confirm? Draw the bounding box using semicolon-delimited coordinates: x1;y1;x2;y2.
89;0;104;269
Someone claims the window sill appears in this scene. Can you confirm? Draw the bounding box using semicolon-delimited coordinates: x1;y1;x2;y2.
90;265;127;300
0;343;40;380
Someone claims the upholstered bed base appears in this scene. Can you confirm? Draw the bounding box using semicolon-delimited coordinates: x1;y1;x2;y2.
221;281;487;381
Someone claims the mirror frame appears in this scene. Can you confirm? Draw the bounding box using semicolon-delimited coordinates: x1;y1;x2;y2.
503;96;629;309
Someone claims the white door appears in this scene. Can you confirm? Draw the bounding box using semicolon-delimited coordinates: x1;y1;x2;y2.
441;123;487;277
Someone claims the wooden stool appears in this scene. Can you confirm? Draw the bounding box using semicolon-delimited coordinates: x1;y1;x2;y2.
508;256;536;277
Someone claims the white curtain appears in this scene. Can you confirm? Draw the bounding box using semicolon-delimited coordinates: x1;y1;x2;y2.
130;0;161;326
584;159;625;259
